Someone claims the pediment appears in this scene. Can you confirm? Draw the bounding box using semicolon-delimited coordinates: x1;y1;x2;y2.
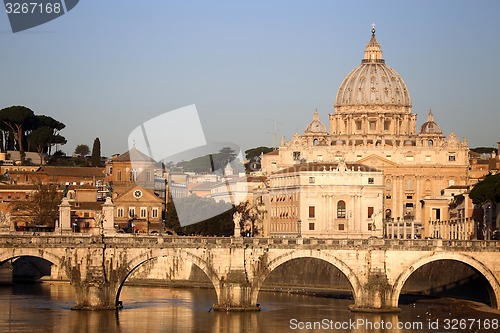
114;185;162;204
357;154;397;168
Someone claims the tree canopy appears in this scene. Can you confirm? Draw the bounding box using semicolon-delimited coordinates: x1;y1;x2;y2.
244;146;273;171
469;173;500;205
0;106;66;165
74;144;90;157
91;138;102;166
10;182;63;227
0;106;35;164
176;146;242;174
164;196;235;236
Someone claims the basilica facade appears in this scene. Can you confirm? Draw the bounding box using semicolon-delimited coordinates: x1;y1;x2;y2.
261;27;469;238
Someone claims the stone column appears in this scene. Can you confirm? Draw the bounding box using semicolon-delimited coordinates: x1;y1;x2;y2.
58;197;72;233
102;197;116;234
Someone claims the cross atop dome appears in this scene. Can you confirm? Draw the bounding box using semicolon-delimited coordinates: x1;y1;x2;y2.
363;24;384;63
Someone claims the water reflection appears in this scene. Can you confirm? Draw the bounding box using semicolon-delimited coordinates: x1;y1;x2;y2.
1;283;499;333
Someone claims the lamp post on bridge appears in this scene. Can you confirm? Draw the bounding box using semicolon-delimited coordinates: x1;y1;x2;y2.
297;219;302;238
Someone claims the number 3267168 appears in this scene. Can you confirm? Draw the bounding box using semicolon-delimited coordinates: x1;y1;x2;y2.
5;2;62;14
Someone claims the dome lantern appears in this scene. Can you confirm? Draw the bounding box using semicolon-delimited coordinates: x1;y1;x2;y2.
363;23;384;63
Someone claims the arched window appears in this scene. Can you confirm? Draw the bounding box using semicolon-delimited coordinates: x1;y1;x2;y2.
428;139;433;146
313;138;319;146
337;200;346;218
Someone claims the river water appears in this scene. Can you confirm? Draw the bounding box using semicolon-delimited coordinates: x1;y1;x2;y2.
1;283;499;333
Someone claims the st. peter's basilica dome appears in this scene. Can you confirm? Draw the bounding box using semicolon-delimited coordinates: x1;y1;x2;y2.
334;27;411;110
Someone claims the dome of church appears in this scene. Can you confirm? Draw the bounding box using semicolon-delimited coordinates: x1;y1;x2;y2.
305;111;327;133
335;27;411;109
420;110;442;134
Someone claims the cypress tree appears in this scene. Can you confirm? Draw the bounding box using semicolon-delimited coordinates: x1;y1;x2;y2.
91;137;101;167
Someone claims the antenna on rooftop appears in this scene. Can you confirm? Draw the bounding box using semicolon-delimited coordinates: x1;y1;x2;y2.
266;119;287;149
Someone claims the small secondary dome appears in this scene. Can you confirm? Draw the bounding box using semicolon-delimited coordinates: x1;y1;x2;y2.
335;26;411;109
305;111;327;133
420;110;442;134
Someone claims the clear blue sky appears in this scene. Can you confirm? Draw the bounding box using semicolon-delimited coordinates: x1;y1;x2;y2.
1;0;499;158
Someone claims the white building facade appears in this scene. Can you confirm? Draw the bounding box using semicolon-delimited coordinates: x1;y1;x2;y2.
267;161;383;238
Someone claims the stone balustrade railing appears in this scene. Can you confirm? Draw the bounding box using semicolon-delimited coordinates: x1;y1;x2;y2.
0;233;499;250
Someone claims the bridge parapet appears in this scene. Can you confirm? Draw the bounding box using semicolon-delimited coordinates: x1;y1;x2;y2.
1;234;499;251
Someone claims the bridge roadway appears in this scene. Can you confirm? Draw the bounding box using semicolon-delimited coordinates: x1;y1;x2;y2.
0;234;499;312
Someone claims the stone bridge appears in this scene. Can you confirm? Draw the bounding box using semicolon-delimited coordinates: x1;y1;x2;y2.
0;234;499;312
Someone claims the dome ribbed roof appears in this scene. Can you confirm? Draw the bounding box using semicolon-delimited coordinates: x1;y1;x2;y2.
335;28;411;108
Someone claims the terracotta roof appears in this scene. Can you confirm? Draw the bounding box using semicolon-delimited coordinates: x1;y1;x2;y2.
72;202;103;211
446;185;470;190
0;184;38;190
37;166;105;178
113;147;156;163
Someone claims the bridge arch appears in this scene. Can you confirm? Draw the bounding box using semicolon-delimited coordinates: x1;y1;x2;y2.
115;249;222;307
0;248;68;280
250;250;362;306
392;252;500;310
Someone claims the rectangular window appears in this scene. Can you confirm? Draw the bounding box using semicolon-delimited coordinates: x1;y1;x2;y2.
317;155;323;161
309;206;315;218
117;208;124;218
368;206;374;218
356;121;362;131
338;224;345;231
384;121;390;131
309;223;315;231
140;207;147;218
369;121;376;131
152;208;159;218
293;151;301;161
426;155;431;162
405;155;414;162
357;155;362;161
433;208;441;220
309;177;315;184
448;154;456;161
368;177;374;184
128;208;135;218
386;155;392;161
335;155;342;161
